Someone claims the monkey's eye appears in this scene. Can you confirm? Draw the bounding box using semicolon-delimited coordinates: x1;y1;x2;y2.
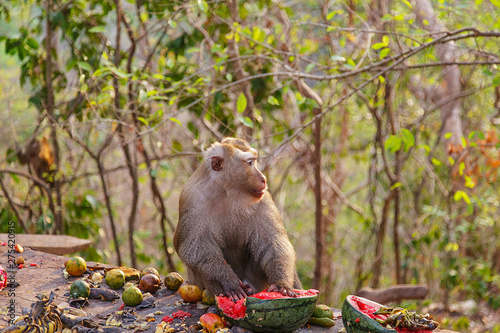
247;159;254;166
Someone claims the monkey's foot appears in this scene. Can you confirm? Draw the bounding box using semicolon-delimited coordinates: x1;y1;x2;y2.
268;284;298;297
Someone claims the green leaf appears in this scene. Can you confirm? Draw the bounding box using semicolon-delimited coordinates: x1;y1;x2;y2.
490;0;500;8
454;190;471;204
461;136;467;148
240;116;254;128
390;182;402;190
26;37;39;49
385;135;402;153
77;61;93;72
379;47;390;59
402;0;412;7
459;162;465;175
88;26;106;33
169;117;182;126
431;158;442;166
448;156;455;165
237;93;247;113
464;175;475;188
137;116;149;126
150;169;157;179
401;128;415;151
372;42;387;50
267;96;280;106
168;19;177;28
198;0;208;12
305;63;315;73
444;132;453;139
326;11;336;20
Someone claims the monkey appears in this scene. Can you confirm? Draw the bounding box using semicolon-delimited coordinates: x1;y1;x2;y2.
17;137;55;184
174;137;302;302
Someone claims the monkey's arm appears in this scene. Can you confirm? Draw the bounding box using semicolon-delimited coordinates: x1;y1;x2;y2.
249;214;299;296
175;231;248;302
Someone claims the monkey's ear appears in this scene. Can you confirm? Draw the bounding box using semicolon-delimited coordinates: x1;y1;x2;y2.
211;156;224;171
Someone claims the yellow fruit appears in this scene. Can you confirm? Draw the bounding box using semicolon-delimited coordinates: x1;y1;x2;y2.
164;272;184;291
105;269;126;289
178;283;202;303
66;257;87;277
199;313;225;333
202;289;215;305
140;267;160;279
122;286;143;306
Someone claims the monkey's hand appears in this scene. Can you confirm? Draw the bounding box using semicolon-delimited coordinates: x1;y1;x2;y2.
240;280;254;296
221;280;248;302
268;284;298;297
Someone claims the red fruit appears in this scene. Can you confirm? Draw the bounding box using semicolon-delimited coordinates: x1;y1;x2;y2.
0;265;6;291
200;313;225;333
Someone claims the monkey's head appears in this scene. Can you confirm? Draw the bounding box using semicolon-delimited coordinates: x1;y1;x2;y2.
204;137;267;201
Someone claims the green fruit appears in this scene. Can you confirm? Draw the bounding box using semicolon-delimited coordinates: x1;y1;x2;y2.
217;291;318;333
164;272;184;291
66;257;87;277
307;317;336;327
312;304;334;319
341;295;397;333
105;269;126;289
122;286;143;306
202;289;216;305
69;280;90;299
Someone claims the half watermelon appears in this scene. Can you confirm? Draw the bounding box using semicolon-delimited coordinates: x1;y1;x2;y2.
216;289;319;333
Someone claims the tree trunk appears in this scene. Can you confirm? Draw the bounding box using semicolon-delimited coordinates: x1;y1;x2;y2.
45;0;63;234
412;0;464;151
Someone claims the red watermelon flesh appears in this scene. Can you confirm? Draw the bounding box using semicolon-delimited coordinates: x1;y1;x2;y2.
349;296;433;333
216;289;319;319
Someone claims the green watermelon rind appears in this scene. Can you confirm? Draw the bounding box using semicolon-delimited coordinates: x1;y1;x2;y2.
342;295;397;333
221;294;318;333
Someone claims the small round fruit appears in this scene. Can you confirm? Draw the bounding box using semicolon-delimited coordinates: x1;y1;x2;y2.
139;273;161;294
140;267;160;279
164;272;183;291
70;280;91;299
66;257;87;277
122;286;143;306
178;283;202;303
105;269;126;289
200;313;225;333
202;289;215;305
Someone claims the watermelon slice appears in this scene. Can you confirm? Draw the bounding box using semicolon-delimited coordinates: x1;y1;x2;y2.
342;295;437;333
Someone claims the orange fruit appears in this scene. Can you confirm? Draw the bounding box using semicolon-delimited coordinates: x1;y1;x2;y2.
178;283;202;303
164;272;184;291
105;269;126;289
65;257;87;277
199;313;225;333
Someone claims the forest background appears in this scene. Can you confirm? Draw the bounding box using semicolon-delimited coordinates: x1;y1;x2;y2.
0;0;499;331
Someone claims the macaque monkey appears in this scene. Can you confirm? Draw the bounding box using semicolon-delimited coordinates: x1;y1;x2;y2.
174;138;302;302
17;137;55;183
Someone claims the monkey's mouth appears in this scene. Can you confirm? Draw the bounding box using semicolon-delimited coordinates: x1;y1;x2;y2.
250;190;266;198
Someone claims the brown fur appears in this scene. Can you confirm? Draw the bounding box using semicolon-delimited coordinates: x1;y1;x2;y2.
174;138;301;300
